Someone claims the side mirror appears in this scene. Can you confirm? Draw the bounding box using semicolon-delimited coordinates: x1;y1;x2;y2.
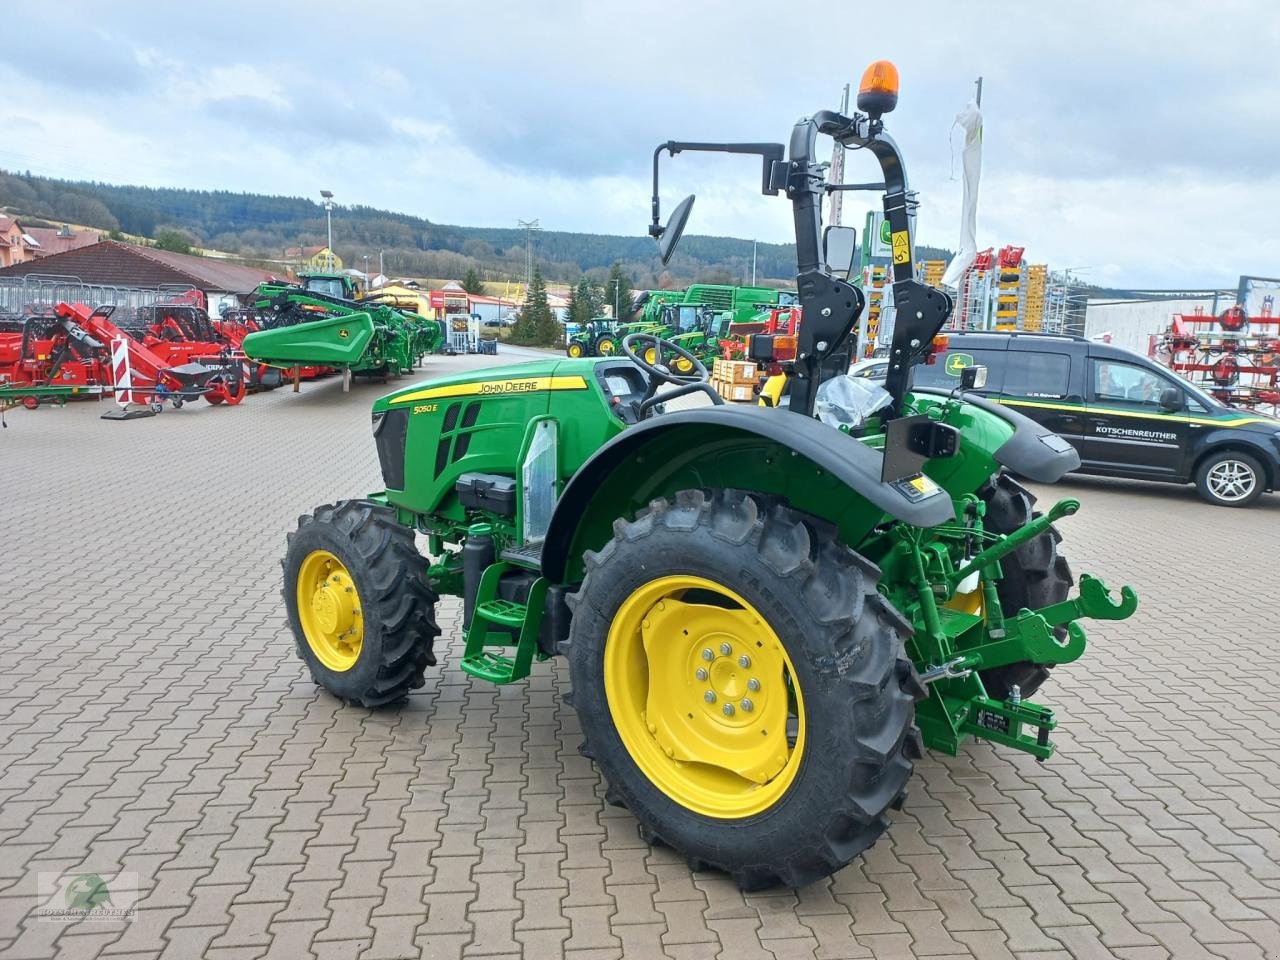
656;195;695;265
823;225;858;278
1158;387;1183;412
960;365;988;391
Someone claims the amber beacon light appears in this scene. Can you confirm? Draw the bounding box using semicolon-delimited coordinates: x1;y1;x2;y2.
856;60;900;118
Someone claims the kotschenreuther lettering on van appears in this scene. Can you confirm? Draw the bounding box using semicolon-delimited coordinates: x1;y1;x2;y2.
1095;425;1178;442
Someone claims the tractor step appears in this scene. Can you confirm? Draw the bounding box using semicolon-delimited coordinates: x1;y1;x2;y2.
473;598;527;628
459;650;524;684
461;565;548;685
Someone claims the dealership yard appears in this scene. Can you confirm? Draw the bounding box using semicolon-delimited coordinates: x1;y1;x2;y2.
2;351;1279;960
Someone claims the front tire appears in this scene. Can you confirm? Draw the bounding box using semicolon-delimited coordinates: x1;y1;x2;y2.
283;499;440;706
1195;450;1265;507
564;489;923;890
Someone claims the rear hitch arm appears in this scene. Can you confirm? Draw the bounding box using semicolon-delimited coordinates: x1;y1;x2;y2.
946;497;1079;592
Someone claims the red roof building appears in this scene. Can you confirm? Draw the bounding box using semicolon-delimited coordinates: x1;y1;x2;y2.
0;240;281;295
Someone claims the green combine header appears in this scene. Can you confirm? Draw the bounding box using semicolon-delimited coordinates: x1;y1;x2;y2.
243;280;445;388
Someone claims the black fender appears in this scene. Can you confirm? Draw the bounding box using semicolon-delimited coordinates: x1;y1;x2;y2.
914;389;1082;483
541;405;955;583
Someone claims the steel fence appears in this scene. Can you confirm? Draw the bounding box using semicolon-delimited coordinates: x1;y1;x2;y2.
0;274;197;316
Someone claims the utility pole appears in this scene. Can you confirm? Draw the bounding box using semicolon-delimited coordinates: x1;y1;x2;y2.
379;249;385;279
828;83;850;227
751;240;758;286
517;218;541;296
362;255;370;289
320;190;335;270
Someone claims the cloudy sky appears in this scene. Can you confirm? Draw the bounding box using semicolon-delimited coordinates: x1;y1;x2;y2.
4;2;1278;287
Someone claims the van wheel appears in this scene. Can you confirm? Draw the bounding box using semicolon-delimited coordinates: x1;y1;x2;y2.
1195;450;1264;507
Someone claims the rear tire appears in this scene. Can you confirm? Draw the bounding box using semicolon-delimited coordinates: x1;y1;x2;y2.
283;499;439;707
563;489;923;890
978;473;1074;700
1195;450;1265;507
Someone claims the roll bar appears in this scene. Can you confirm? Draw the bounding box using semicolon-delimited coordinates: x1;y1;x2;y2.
650;107;954;418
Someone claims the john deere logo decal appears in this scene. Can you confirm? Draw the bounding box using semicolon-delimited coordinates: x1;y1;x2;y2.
339;329;349;338
945;353;974;376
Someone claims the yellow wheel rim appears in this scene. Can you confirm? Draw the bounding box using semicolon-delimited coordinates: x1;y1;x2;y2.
296;549;364;672
604;575;806;818
567;342;583;358
673;356;695;374
598;339;616;355
643;346;658;365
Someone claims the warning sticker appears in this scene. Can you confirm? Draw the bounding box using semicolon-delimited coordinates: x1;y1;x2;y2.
891;230;910;265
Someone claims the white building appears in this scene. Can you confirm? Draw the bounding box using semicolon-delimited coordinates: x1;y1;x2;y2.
1083;294;1230;357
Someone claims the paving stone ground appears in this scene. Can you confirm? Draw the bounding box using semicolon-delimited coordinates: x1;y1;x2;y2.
2;351;1279;960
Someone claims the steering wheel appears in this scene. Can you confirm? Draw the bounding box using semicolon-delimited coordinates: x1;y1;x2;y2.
622;332;707;384
621;332;723;417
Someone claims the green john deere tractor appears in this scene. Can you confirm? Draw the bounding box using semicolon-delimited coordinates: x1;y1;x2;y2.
280;66;1137;889
565;317;621;358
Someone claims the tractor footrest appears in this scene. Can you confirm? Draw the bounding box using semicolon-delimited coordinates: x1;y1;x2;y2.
460;651;522;684
473;598;527;628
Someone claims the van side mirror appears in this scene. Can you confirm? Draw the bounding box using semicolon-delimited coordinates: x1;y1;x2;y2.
823;225;858;278
1158;387;1183;412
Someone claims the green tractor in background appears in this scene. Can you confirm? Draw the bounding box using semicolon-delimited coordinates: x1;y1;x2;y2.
280;64;1137;889
298;271;365;301
568;285;795;364
565;316;622;358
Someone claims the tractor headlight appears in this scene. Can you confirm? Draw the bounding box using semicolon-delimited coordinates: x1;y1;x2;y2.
372;410;387;437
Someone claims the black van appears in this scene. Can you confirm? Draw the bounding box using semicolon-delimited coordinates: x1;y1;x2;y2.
911;332;1280;507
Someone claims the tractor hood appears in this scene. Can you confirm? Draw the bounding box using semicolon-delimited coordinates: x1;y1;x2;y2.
374;358;579;412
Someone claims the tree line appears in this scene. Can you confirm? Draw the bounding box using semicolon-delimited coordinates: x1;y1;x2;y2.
0;169;953;291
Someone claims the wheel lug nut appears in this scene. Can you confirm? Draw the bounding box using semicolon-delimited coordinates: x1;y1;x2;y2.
722;703;735;717
738;655;751;668
719;643;732;655
701;648;714;662
695;668;708;681
740;698;754;712
747;678;760;692
704;691;716;703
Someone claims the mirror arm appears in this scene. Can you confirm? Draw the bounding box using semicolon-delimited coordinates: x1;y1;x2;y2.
825;182;887;193
650;140;787;239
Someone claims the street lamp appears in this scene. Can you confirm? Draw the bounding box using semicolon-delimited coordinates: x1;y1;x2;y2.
320;190;335;271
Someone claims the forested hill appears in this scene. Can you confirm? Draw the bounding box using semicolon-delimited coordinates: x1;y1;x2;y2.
0;168;952;287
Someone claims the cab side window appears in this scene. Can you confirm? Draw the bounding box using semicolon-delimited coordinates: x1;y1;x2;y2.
1001;352;1071;400
1089;359;1175;410
912;348;1004;391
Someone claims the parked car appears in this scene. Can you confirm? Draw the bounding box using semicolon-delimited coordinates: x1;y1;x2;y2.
910;332;1280;507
